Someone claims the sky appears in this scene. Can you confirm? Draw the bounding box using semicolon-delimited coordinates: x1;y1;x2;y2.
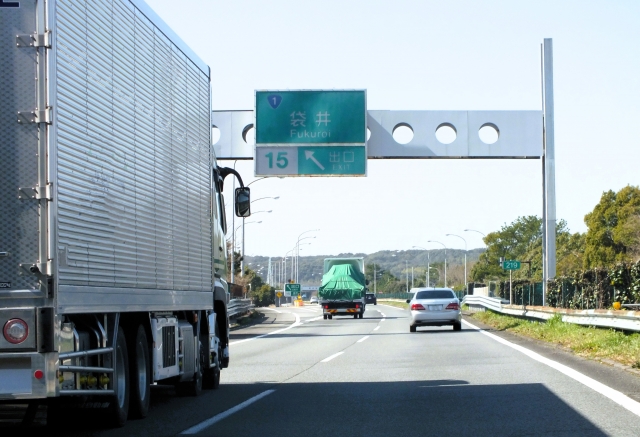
146;0;640;258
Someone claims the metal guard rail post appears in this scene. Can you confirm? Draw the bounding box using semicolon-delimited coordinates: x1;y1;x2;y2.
228;298;255;319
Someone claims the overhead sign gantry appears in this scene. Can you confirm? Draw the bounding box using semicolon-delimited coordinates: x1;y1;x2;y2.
213;39;557;305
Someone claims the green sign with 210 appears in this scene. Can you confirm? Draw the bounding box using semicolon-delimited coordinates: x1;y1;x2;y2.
255;90;366;146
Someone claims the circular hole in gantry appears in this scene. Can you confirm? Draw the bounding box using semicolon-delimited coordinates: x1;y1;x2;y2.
242;124;255;145
211;126;221;145
435;123;457;144
478;123;499;144
392;123;414;144
366;127;371;141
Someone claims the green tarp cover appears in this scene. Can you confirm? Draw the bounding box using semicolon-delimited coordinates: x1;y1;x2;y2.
318;264;365;300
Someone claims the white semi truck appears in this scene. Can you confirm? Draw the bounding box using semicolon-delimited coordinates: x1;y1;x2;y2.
0;0;250;427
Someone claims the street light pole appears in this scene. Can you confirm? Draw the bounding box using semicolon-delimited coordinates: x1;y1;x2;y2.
428;240;447;287
413;245;431;288
240;210;271;277
446;233;468;291
295;229;319;284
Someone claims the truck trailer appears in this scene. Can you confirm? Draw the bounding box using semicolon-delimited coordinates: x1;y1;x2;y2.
0;0;250;427
318;258;367;320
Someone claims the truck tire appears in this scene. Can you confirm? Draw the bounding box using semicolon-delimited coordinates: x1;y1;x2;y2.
328;314;333;320
359;313;363;319
203;322;221;390
128;325;151;419
109;328;130;427
323;314;327;320
353;314;358;319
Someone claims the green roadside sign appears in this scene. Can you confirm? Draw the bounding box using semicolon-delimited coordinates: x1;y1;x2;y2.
285;283;301;293
502;260;521;270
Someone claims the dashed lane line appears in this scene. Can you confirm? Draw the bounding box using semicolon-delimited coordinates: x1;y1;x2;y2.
180;390;275;434
321;352;344;363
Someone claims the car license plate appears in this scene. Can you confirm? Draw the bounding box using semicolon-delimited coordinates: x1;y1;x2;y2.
428;305;443;311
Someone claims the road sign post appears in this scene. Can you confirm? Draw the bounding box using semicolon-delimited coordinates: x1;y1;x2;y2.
501;260;521;305
255;90;367;176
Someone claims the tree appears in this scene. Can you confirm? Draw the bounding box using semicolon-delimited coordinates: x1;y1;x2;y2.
470;216;582;282
584;186;640;268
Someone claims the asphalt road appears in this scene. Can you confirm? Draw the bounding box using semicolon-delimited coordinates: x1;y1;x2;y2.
4;303;640;436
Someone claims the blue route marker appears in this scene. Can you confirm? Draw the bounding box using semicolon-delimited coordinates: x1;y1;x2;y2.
267;94;282;109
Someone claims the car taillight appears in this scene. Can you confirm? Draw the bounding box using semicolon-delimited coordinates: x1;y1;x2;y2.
446;302;460;310
411;303;425;311
3;318;29;344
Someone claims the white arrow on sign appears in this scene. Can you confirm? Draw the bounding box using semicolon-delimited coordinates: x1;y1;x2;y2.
304;150;325;170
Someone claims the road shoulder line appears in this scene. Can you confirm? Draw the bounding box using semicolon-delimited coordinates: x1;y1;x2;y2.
462;319;640;418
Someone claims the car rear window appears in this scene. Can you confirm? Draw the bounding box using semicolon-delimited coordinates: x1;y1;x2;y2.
416;290;455;299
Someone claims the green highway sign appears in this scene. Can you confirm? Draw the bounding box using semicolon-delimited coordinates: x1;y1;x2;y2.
255;90;366;146
285;283;301;293
502;260;521;270
255;146;366;176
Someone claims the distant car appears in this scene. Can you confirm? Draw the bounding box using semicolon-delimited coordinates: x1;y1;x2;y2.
365;293;377;305
309;296;319;304
406;288;461;332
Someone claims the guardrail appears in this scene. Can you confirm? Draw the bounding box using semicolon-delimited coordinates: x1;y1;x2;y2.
228;299;254;319
462;295;640;332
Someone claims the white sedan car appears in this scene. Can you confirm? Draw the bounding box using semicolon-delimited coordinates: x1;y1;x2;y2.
309;296;319;304
406;288;462;332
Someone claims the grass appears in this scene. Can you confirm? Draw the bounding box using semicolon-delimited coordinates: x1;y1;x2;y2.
470;310;640;369
378;299;409;310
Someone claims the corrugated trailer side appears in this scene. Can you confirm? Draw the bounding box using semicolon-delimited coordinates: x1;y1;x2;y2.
1;0;234;427
52;0;214;312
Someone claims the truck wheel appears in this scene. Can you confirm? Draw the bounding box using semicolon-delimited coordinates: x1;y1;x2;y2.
109;328;130;427
203;323;221;390
359;313;363;319
328;314;333;320
353;314;358;319
323;314;327;320
128;325;151;419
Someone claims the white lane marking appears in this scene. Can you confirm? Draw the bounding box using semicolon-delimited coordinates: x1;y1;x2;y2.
321;352;344;363
308;316;324;322
380;318;386;322
357;336;370;343
229;313;301;346
380;313;386;317
462;319;640;418
259;308;282;314
374;326;380;331
180;390;275;434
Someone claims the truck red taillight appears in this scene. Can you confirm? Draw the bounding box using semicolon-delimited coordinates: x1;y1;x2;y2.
446;303;460;310
355;304;360;309
411;303;425;311
324;305;329;309
3;318;29;344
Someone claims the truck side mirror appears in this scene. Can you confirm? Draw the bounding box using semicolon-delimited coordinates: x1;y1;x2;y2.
235;187;251;217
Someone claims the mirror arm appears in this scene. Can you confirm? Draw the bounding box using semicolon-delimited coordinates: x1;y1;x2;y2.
218;167;245;190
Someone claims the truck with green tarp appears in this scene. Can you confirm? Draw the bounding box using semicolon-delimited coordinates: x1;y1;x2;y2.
319;258;367;320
